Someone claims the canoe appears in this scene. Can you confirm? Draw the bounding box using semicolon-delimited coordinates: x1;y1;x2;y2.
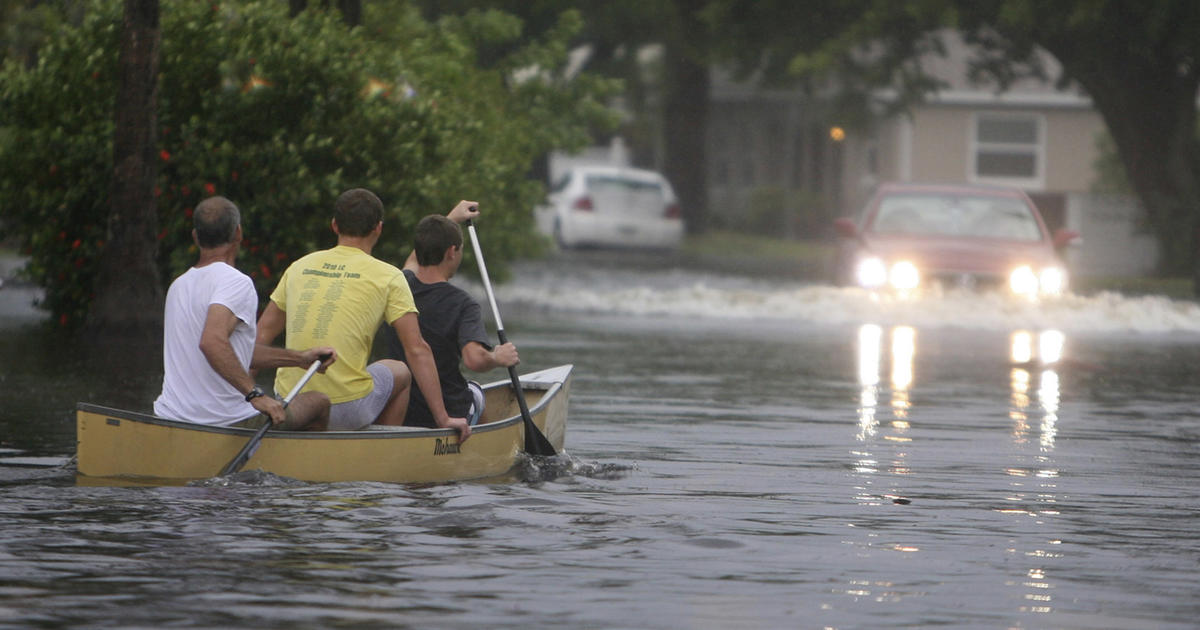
75;364;572;485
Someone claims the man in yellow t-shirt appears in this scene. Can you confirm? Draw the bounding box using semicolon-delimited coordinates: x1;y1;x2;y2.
257;188;470;442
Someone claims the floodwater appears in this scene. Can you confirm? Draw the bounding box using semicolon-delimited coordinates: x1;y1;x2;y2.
2;250;1199;629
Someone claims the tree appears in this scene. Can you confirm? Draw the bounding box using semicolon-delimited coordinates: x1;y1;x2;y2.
88;0;162;337
0;0;617;327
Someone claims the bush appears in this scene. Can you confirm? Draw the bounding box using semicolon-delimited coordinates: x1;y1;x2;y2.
0;0;619;326
743;186;829;239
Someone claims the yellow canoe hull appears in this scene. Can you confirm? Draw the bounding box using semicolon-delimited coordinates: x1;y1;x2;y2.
76;365;572;485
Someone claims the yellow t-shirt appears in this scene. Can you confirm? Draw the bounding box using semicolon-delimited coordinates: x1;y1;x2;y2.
270;245;416;403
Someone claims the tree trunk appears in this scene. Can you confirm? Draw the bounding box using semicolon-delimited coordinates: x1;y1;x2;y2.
662;46;709;234
87;0;162;339
1044;41;1200;287
337;0;361;26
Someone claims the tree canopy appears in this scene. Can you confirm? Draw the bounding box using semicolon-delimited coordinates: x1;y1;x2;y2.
0;0;619;327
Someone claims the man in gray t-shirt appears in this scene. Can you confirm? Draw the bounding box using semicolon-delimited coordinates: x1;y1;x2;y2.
383;202;519;427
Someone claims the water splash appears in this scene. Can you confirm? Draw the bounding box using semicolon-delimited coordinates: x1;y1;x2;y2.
190;469;308;488
516;451;635;483
496;266;1200;335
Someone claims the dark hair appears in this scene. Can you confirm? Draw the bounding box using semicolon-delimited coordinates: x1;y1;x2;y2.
413;214;463;266
194;196;241;248
334;188;383;236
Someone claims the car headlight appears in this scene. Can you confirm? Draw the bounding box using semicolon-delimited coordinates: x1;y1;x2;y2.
889;260;920;291
1009;265;1039;296
855;258;920;290
1010;265;1068;296
1039;267;1067;295
856;257;888;288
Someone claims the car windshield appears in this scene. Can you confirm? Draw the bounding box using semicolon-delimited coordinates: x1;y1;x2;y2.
870;194;1044;241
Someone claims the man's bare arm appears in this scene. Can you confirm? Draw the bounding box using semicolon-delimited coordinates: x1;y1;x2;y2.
199;304;286;423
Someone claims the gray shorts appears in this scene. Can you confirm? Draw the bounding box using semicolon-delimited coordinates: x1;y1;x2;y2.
328;362;395;430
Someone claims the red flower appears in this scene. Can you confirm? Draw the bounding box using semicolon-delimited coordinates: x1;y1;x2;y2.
204;182;215;195
260;264;272;279
231;170;239;182
71;239;81;250
57;231;66;240
159;149;171;162
185;207;193;218
158;228;168;241
181;185;190;196
59;314;68;327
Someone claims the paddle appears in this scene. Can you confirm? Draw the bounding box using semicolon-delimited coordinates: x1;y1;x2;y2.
218;357;324;476
465;219;557;456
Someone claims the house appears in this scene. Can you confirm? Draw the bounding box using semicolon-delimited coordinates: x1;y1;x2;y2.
706;31;1157;277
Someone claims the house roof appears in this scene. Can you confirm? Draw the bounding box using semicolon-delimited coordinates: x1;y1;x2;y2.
710;30;1094;109
909;30;1092;108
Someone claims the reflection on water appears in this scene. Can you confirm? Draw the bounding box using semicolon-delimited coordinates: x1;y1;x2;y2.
853;323;1070;594
1006;329;1063;615
853;324;916;506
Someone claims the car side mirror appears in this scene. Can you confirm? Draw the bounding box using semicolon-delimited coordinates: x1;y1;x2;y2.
1052;228;1080;249
833;217;858;239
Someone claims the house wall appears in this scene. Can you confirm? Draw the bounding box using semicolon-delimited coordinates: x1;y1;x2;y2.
868;105;1107;193
907;107;972;183
1042;109;1107;191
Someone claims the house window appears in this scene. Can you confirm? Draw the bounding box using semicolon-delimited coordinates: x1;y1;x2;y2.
970;113;1044;188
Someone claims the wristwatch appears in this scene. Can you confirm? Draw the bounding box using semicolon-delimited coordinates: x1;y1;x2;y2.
244;385;266;402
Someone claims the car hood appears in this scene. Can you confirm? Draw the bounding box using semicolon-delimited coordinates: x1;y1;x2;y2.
860;235;1062;274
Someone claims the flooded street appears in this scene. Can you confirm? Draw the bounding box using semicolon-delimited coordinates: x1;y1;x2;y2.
2;251;1199;628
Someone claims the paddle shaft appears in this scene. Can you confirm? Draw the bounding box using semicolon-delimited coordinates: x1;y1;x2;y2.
218;357;324;476
465;220;557;456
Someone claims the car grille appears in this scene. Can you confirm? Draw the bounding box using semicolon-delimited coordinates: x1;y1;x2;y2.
926;271;1006;292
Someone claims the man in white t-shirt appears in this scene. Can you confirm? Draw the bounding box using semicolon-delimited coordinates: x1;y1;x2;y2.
154;196;335;429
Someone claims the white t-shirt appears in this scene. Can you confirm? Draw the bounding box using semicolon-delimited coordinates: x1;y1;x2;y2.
153;262;259;425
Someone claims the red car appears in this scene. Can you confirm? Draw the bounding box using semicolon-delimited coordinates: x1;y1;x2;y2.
833;183;1078;297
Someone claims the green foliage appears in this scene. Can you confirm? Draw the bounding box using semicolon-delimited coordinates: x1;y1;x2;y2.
738;187;828;239
0;0;619;325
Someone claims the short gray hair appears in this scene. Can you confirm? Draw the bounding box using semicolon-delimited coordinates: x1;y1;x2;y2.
194;196;241;248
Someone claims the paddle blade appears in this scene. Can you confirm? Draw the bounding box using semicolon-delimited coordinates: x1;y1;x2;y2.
509;365;557;456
